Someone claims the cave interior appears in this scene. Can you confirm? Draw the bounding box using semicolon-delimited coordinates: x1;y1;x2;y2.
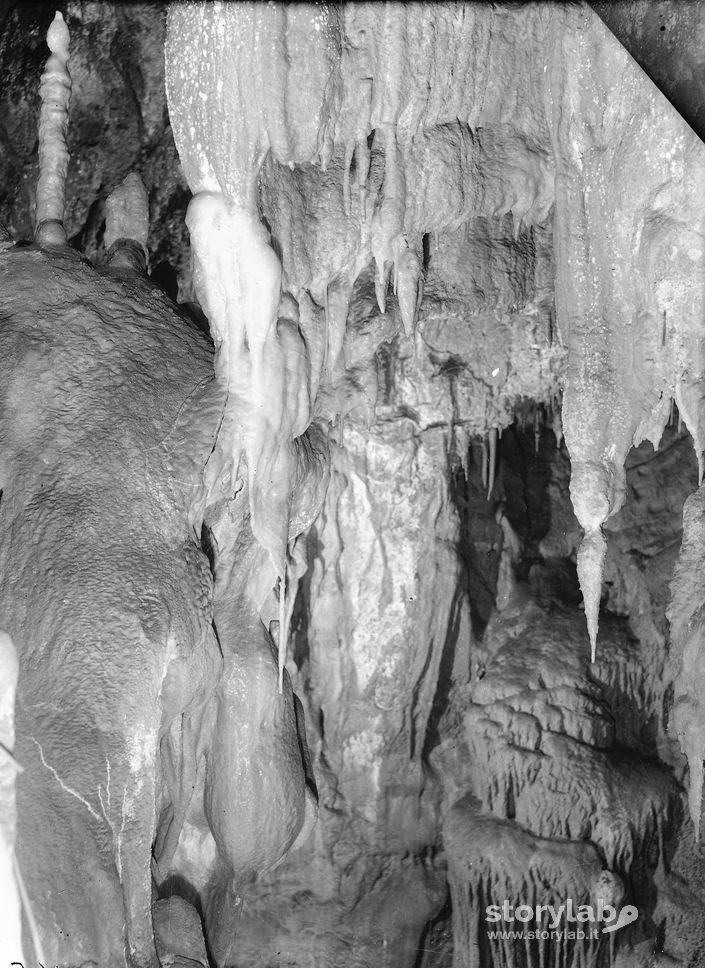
2;2;705;967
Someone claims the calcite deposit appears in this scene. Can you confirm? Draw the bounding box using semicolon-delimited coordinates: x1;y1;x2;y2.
2;1;705;966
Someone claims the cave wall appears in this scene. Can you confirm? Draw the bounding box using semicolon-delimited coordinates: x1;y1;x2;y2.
2;2;705;967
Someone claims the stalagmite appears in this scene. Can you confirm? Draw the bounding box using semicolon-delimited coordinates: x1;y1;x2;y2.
104;173;149;253
462;606;675;881
35;11;71;247
444;796;625;968
104;173;150;272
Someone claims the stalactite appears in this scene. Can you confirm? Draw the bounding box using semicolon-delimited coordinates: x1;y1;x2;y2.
396;242;423;338
546;6;705;658
566;459;624;660
576;529;607;663
277;567;288;693
533;408;542;455
165;6;340;667
355;136;371;220
324;275;355;384
487;427;498;501
675;379;705;485
164;0;705;855
551;395;563;450
457;427;471;483
182;193;316;701
35;11;71;247
342;140;354;218
371;123;406;316
338;413;345;449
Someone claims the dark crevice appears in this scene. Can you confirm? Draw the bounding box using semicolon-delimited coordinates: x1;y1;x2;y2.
497;417;553;579
199;522;216;578
422;232;431;272
292;525;323;673
422;582;467;760
449;447;502;642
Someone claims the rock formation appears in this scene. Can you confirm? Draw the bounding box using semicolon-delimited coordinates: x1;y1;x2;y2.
1;1;705;966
